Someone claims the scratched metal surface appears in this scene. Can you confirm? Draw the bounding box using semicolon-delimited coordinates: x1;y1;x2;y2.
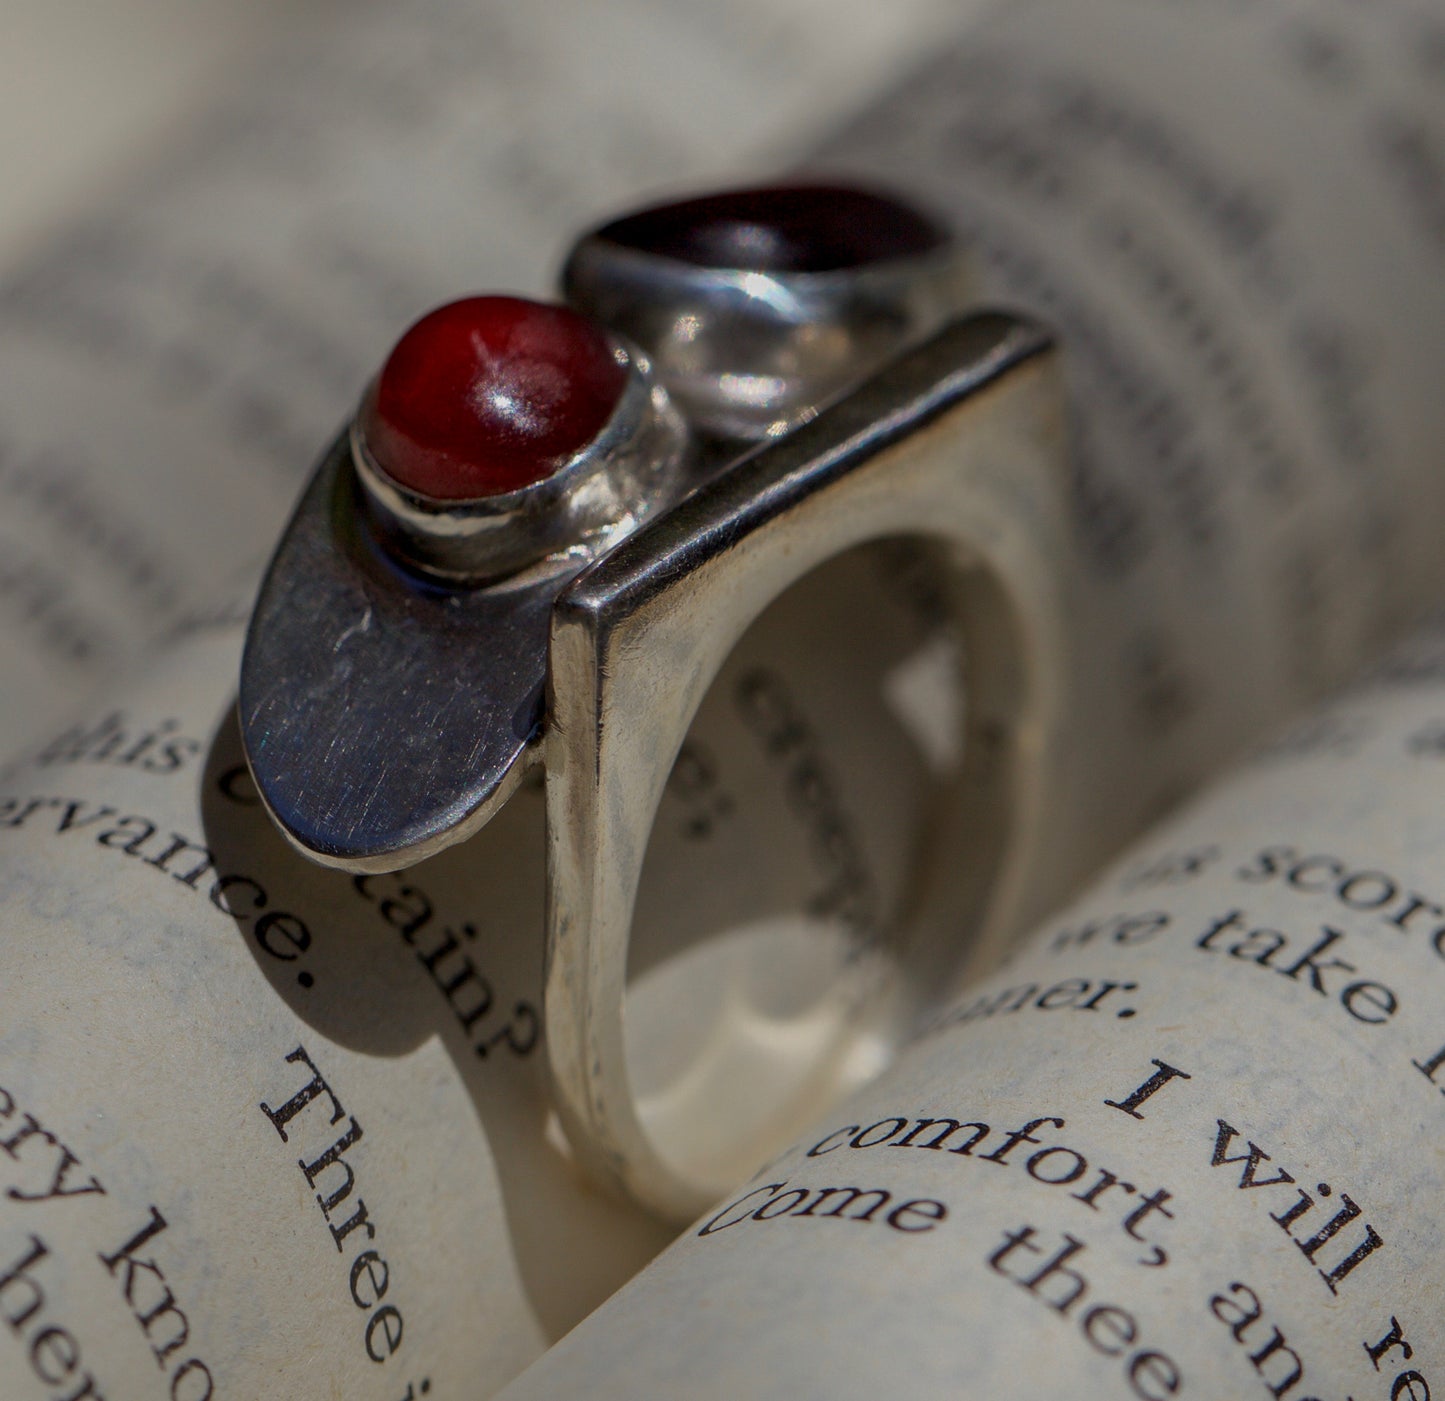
240;437;560;869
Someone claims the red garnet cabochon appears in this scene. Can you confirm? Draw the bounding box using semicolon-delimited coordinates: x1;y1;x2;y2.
359;295;628;500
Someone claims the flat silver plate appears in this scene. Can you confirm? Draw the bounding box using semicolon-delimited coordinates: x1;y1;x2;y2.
240;443;564;870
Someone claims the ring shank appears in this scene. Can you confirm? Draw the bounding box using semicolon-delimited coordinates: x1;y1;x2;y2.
624;539;962;1190
543;314;1069;1218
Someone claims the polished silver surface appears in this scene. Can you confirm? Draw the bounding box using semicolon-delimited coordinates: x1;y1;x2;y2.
241;438;561;869
544;311;1064;1217
563;219;966;446
354;340;688;582
242;348;689;871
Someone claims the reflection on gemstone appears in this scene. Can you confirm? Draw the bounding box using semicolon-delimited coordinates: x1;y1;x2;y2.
359;295;626;500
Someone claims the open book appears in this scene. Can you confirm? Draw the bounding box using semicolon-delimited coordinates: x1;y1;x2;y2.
1;0;1442;1395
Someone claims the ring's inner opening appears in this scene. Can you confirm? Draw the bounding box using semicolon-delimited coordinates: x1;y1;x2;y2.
624;537;965;1195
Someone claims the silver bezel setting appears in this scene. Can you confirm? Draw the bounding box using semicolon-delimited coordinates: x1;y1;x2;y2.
352;338;689;583
563;233;967;445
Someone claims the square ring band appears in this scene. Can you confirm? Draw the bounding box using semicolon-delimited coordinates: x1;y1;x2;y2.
545;313;1070;1216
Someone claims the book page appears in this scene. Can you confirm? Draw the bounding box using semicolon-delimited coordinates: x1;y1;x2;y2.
0;0;962;754
1;0;1444;1394
0;605;684;1400
811;0;1445;951
0;0;288;264
499;613;1445;1398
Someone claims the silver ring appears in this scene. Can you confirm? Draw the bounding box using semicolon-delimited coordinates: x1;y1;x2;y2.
240;185;1071;1218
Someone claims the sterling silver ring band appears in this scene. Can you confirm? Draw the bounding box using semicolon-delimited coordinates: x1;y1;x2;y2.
240;186;1073;1217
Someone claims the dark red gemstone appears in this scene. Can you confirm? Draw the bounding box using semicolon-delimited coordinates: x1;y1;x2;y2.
591;184;947;274
359;295;627;500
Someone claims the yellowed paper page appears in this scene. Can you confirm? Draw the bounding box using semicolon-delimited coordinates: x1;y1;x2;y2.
813;0;1445;947
0;609;676;1398
501;615;1445;1397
